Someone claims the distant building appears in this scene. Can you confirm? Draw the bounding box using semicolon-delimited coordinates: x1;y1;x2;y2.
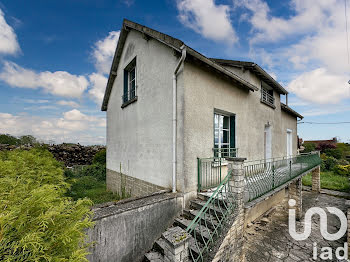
303;137;338;147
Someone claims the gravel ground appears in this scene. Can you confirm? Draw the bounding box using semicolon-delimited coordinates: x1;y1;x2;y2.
244;191;348;262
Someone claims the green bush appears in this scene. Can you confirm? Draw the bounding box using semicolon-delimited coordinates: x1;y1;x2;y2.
320;154;337;171
0;149;93;261
337;159;349;165
72;163;106;181
92;149;106;165
0;134;19;145
303;142;316;153
324;148;342;159
333;165;350;177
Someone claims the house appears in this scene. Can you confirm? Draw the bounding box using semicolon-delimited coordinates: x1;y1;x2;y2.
101;19;303;200
303;137;338;148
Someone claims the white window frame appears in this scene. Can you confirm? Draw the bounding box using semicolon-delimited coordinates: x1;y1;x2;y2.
214;113;230;157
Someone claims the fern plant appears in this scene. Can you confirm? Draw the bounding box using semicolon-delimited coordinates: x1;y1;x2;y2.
0;149;94;262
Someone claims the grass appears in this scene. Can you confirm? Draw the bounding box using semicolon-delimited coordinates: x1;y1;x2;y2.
65;168;122;204
67;179;121;204
302;171;350;193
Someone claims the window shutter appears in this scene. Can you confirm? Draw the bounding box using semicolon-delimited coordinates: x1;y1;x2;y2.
230;115;235;149
123;70;128;102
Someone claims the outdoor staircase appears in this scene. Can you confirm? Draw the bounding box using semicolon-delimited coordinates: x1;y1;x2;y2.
143;193;222;262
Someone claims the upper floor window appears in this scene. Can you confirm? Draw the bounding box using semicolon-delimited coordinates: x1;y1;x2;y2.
122;58;137;105
261;82;275;108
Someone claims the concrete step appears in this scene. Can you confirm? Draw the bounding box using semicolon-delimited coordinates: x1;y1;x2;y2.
188;236;202;261
190;199;224;218
153;238;167;256
174;217;212;245
198;192;234;209
144;251;163;262
183;209;219;230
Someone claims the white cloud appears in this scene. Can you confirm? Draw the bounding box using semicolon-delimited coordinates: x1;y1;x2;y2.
92;31;120;74
177;0;237;43
22;99;50;104
237;0;336;44
0;61;88;98
122;0;134;6
0;9;20;55
57;100;80;107
0;110;106;145
239;0;350;106
288;68;350;104
88;73;108;105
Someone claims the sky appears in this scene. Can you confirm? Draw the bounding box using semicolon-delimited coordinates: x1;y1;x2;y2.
0;0;349;145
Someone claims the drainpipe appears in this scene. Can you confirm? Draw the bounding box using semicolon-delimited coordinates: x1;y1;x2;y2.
286;94;288;106
172;45;186;193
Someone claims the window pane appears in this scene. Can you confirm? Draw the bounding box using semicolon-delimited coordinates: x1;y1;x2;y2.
130;79;136;90
214;114;219;129
129;68;136;81
214;130;219;144
223;116;229;129
223;130;229;144
219;115;223;129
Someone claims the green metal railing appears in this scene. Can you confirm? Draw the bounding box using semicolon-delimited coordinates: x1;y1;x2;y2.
197;149;238;192
186;170;236;261
213;147;238;158
244;152;321;202
197;157;224;192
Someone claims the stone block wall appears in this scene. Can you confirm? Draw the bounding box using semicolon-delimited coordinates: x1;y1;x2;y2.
212;158;246;262
311;166;321;192
289;178;302;220
106;168;165;197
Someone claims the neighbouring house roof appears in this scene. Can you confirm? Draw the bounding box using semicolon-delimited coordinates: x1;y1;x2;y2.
101;19;259;111
210;59;288;95
304;137;338;144
281;103;303;119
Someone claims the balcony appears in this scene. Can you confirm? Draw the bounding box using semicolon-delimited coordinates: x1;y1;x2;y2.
261;88;275;108
213;147;238;158
197;152;321;193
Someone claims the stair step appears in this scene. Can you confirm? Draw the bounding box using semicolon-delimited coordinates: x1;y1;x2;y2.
190;199;225;218
183;209;219;230
154;238;167;256
198;192;233;209
174;217;212;245
144;251;163;262
188;236;203;261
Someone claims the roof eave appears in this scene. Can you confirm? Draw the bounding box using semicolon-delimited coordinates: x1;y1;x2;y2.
101;20;259;111
186;48;258;92
252;64;288;95
281;103;303;119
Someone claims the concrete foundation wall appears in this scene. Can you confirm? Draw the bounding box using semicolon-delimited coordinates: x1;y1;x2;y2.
106;29;184;191
244;188;286;226
182;62;298;193
87;192;183;262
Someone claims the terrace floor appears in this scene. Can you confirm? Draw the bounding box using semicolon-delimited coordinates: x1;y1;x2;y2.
244;191;348;262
